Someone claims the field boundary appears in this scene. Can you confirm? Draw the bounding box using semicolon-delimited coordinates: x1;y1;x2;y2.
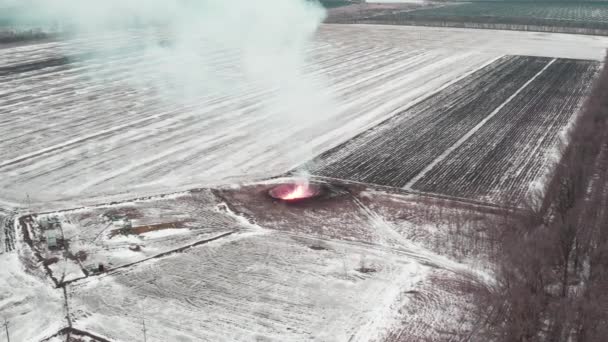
64;230;236;286
18;209;237;288
343;17;608;37
404;58;557;190
287;54;505;176
308;175;521;214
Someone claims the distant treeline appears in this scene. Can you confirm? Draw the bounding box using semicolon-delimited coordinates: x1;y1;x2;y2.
0;29;51;43
327;1;608;36
471;51;608;341
316;0;353;9
353;17;608;36
341;9;608;36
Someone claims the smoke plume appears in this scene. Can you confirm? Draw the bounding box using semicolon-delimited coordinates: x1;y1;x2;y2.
3;0;336;181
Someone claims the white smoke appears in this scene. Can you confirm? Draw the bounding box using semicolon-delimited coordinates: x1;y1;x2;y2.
4;0;335;186
24;0;327;96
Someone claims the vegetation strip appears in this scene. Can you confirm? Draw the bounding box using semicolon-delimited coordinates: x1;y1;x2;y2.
346;2;608;36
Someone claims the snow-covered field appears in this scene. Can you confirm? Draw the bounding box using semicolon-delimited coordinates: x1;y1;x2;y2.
44;181;494;342
2;178;502;341
2;24;608;341
27;190;244;282
0;233;64;341
1;24;607;210
70;232;430;341
303;56;599;203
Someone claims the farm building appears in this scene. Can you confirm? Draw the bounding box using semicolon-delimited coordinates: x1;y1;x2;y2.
45;229;58;249
39;216;61;230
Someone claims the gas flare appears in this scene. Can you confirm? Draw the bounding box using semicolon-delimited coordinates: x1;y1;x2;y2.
269;181;321;201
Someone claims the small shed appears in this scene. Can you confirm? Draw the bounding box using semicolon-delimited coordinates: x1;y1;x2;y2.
40;216;61;231
45;230;58;249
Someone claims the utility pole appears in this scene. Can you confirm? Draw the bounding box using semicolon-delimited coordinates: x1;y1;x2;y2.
141;303;147;342
3;318;10;342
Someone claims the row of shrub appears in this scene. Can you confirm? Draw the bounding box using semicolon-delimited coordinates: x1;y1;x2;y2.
347;18;608;36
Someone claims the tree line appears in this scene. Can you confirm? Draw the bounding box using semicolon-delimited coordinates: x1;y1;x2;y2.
472;52;608;341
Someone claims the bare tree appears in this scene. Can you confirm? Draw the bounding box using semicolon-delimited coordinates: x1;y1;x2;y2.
470;52;608;342
3;318;9;342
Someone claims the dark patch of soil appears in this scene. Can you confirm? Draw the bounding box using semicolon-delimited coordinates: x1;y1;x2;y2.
42;256;59;266
102;207;144;220
356;267;377;274
109;220;192;238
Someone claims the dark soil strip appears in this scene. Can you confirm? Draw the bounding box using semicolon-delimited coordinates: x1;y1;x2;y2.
0;34;57;48
299;55;551;188
0;42;159;77
413;59;601;203
0;56;71;77
108;220;194;238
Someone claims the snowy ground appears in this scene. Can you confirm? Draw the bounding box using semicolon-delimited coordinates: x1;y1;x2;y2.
1;25;607;211
28;190;245;282
36;181;495;341
69;232;430;341
0;176;503;341
0;238;64;341
1;25;607;340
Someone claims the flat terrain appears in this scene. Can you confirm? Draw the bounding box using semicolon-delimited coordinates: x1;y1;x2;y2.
303;56;599;203
24;190;240;283
70;232;430;341
17;180;496;341
413;58;599;202
1;22;606;342
353;2;608;35
405;2;608;26
1;25;607;209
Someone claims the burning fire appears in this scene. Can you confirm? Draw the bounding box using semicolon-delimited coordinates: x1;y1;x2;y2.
281;184;311;200
269;180;321;201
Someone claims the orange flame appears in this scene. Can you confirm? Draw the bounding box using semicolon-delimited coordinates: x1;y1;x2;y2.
281;184;309;200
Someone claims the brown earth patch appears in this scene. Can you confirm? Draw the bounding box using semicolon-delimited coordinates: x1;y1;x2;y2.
109;220;192;238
